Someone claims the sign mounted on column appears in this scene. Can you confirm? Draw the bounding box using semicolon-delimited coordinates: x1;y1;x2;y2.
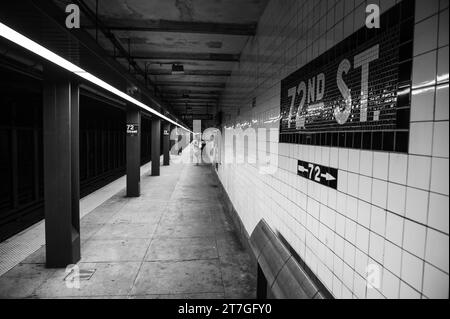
126;124;139;136
279;2;414;153
297;160;338;189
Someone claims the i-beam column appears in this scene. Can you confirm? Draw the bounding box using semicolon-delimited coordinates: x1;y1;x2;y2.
163;122;170;166
43;64;80;268
151;117;161;176
126;107;141;197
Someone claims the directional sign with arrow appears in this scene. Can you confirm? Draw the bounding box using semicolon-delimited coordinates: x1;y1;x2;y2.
297;160;338;189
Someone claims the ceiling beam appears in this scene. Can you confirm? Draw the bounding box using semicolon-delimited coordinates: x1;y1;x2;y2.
162;89;222;95
85;19;257;36
115;52;240;62
157;82;226;88
166;96;218;101
162;93;220;98
172;105;216;108
169;100;218;104
149;70;232;77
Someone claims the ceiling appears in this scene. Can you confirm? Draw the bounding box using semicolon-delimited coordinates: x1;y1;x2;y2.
55;0;268;123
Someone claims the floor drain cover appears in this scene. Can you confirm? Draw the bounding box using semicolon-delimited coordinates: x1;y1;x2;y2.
64;268;96;282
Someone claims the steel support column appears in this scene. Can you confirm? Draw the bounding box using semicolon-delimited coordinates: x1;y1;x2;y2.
151;118;161;176
126;108;141;197
43;64;80;268
163;122;170;166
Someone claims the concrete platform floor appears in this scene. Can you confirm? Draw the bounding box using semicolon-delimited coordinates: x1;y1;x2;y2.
0;162;256;299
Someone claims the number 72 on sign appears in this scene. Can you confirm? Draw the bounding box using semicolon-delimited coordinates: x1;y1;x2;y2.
297;160;338;189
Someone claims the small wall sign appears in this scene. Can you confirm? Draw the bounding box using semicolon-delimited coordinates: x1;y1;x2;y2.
297;160;338;189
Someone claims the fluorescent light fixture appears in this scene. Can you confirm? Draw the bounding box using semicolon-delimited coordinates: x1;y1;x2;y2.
0;21;192;132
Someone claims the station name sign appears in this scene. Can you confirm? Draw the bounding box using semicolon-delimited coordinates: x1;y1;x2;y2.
126;124;139;136
280;2;414;153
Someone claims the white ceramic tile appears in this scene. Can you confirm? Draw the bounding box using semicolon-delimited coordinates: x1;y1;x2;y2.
342;262;354;290
357;200;371;228
404;219;427;259
437;46;449;84
407;155;431;190
345;218;357;244
322;147;330;166
405;187;429;224
388;153;408;184
353;3;365;31
344;240;356;267
348;149;360;173
387;183;406;216
379;0;396;12
337;192;348;216
386;212;404;246
401;250;424;291
430;157;449;195
410;86;435;122
369;231;384;263
425;228;449;272
409;122;434;156
370;206;386;237
438;9;449;47
328;188;337;210
341;285;353;299
335;213;346;238
332;276;343;299
358;175;372;203
359;151;373;177
355;224;370;254
373;152;389;180
399;281;421;299
414;15;439;56
415;0;440;22
353;273;366;299
343;11;354;38
435;84;449;120
366;286;385;299
337;170;348;193
427;192;449;233
335;0;345;23
412;51;437;89
422;263;449;299
372;179;388;209
338;148;349;171
384;240;402;277
354;248;368;277
346;174;359;198
432;121;449;157
382;269;400;299
330;147;339;167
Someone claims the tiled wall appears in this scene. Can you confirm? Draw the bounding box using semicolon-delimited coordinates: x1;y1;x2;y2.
217;0;449;299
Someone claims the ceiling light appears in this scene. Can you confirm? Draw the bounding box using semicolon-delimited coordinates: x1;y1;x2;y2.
0;21;192;132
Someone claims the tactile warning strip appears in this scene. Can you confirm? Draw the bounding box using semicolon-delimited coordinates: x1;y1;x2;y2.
0;160;157;277
0;221;46;276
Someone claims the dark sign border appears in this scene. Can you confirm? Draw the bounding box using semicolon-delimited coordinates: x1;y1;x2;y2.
279;2;414;153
